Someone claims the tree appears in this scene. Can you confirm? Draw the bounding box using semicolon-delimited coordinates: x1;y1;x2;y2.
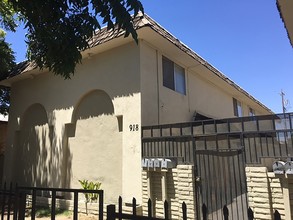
11;0;144;79
0;0;144;115
0;0;16;115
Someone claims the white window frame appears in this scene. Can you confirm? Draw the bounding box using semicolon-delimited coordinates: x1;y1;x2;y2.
162;56;186;95
233;98;243;117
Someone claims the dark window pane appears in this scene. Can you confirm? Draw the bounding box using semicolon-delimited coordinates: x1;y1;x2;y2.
162;56;175;90
233;98;238;117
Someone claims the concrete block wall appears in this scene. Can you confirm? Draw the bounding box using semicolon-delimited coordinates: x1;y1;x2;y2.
246;166;289;220
142;165;196;219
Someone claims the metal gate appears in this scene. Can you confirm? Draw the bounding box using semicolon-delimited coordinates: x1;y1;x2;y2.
195;148;248;220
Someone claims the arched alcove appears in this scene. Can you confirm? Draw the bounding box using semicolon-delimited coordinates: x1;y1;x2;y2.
68;90;123;203
14;103;53;187
72;90;115;123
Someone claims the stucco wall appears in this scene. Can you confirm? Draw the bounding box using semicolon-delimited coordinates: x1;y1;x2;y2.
140;41;270;126
0;121;7;183
0;121;7;155
4;42;142;203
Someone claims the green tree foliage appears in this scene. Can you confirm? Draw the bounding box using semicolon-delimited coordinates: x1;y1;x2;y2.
0;36;15;115
0;0;144;115
0;0;16;115
11;0;144;79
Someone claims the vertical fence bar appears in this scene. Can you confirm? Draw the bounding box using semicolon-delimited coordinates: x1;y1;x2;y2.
18;192;27;220
7;182;12;220
132;197;136;217
248;207;254;220
148;198;152;218
99;191;103;220
223;205;229;220
1;182;6;220
31;189;37;220
274;210;281;220
51;190;56;220
164;200;169;220
106;205;115;220
118;196;122;220
73;191;78;220
13;184;19;220
182;202;187;220
202;204;207;220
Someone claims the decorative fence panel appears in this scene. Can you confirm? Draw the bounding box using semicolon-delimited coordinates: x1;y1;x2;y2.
0;183;104;220
106;196;187;220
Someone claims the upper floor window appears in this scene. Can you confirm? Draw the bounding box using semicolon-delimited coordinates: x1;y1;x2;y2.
249;107;255;117
233;98;242;117
162;56;186;95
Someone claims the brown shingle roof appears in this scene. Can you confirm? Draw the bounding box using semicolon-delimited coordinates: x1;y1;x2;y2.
3;13;273;113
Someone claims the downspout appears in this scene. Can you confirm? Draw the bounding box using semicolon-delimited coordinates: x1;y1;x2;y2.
156;50;160;125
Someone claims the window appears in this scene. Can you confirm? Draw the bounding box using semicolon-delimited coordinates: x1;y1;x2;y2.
162;56;186;95
233;98;242;117
249;107;255;117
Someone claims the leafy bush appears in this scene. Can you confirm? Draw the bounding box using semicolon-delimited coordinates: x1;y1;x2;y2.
78;180;101;203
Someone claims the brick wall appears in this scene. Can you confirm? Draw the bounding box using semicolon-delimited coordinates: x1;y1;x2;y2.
142;165;196;219
246;166;293;220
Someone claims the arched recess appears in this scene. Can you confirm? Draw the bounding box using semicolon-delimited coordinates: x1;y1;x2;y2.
14;103;53;187
67;90;123;203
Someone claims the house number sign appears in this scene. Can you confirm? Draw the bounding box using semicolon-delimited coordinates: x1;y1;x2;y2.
129;124;139;131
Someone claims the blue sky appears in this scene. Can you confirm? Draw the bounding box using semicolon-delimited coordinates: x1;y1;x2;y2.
5;0;293;114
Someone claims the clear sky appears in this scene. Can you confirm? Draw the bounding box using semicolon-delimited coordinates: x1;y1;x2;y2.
5;0;293;114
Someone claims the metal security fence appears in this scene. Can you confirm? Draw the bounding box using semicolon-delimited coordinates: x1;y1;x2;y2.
142;113;293;164
142;112;293;220
0;183;104;220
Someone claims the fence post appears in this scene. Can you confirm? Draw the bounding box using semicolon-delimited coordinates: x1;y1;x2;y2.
164;200;169;220
118;196;122;220
248;207;254;220
73;191;78;220
202;204;207;220
18;192;26;220
1;182;6;220
148;198;152;218
51;190;56;220
7;182;13;220
13;184;19;220
274;210;281;220
182;202;187;220
223;205;229;220
107;205;116;220
132;197;136;216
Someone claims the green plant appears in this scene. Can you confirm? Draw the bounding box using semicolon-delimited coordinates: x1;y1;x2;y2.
78;180;101;203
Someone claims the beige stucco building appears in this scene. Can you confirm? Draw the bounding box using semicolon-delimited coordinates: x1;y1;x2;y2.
0;14;272;208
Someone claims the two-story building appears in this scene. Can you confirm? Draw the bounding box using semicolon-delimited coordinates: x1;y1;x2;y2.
0;14;272;214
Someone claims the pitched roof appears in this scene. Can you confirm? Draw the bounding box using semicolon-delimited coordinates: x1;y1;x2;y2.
2;13;273;113
276;0;293;47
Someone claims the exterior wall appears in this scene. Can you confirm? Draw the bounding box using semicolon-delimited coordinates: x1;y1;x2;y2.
0;121;7;155
3;42;142;203
140;41;270;126
0;121;7;183
245;166;293;220
142;165;196;219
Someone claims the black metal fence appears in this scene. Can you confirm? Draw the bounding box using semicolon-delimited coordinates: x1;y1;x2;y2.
142;112;293;164
141;112;293;220
107;196;187;220
0;183;104;220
